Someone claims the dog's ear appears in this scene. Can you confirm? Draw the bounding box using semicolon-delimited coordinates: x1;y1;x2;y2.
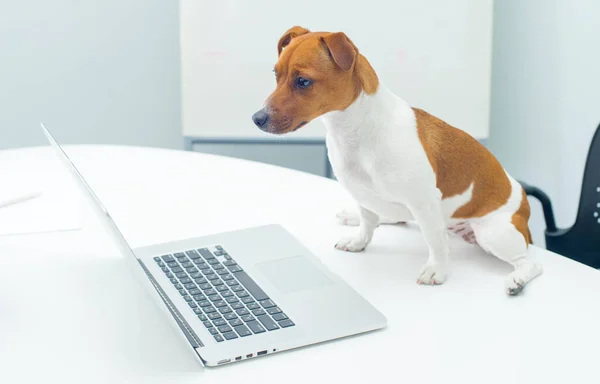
277;26;310;56
321;32;357;72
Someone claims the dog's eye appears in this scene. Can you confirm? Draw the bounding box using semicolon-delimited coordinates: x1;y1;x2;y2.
295;77;312;89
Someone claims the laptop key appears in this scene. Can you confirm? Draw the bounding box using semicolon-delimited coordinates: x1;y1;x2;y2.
226;280;239;287
218;325;233;333
180;278;191;284
174;283;183;290
189;302;198;308
230;318;243;327
212;264;225;271
222;274;234;281
233;271;269;301
171;267;183;273
193;308;202;315
161;255;174;262
213;279;224;287
199;283;212;290
204;289;217;296
179;290;188;296
236;291;249;298
228;265;243;273
223;260;237;267
224;254;232;260
226;297;239;304
154;256;161;262
198;248;215;259
175;272;187;278
192;294;205;302
207;312;221;320
231;302;244;310
198;300;211;307
214;250;223;256
223;331;238;340
184;283;196;290
241;297;255;304
208;259;220;265
219;307;232;314
241;314;255;323
174;252;186;259
247;303;260;310
216;285;228;292
194;259;208;267
214;300;227;308
221;290;233;298
236;308;250;316
246;320;266;334
272;313;288;321
278;319;295;328
181;262;193;268
198;314;207;321
189;289;201;296
203;321;213;328
205;274;218;281
224;313;238;321
252;309;266;316
260;299;276;309
267;307;282;315
186;267;198;274
186;250;201;259
216;269;229;276
166;272;173;278
157;261;165;267
213;318;226;327
214;335;224;342
234;325;252;337
208;294;221;301
161;267;169;273
194;278;208;285
167;261;178;268
183;296;192;302
209;328;219;335
257;315;279;331
204;306;216;314
231;285;244;293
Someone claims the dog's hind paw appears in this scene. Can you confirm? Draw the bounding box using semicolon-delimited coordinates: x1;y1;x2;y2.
336;209;360;226
417;262;447;285
334;236;369;252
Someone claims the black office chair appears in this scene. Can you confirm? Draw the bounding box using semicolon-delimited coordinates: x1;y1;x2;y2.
519;122;600;268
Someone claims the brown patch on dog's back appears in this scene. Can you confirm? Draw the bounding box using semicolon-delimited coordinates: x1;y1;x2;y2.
413;108;512;218
512;189;533;245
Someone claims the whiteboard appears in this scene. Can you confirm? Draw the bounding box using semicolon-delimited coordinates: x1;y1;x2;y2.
180;0;493;140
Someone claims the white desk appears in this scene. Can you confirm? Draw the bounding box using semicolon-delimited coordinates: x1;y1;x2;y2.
1;145;599;384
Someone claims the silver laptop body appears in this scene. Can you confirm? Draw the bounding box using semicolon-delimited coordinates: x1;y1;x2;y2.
41;123;387;366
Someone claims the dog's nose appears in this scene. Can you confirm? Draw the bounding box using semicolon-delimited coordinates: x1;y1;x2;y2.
252;110;269;128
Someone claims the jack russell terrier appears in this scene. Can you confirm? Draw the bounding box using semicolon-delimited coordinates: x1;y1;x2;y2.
252;26;542;295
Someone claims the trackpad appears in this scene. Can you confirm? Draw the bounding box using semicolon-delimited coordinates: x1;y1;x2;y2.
255;256;334;294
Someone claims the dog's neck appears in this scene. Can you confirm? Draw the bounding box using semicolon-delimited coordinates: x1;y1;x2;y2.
321;84;409;137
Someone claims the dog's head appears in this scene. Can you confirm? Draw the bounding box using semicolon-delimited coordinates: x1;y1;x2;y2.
252;26;378;134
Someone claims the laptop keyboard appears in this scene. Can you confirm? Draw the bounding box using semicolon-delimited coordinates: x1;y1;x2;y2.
153;245;294;343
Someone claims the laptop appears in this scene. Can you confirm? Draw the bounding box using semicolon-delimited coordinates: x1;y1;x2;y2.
41;123;387;366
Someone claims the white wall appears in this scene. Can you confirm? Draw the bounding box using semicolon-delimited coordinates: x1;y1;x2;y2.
489;0;600;245
0;0;182;150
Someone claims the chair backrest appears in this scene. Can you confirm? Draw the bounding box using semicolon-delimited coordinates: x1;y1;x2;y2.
546;122;600;267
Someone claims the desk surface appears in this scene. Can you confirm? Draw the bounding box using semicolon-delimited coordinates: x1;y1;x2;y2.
0;145;598;384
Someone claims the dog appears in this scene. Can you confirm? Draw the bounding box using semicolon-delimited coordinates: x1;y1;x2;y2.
252;26;542;295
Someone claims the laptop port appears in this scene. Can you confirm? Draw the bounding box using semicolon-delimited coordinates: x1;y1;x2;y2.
217;359;231;365
257;350;267;356
246;354;253;358
235;356;242;361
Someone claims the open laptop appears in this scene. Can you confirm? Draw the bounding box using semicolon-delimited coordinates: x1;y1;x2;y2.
41;123;386;366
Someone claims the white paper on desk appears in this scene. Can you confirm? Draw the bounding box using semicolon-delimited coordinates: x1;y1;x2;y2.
0;165;84;236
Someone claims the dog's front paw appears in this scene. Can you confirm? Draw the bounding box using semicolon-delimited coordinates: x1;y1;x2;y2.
417;262;448;285
335;209;360;226
334;236;369;252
